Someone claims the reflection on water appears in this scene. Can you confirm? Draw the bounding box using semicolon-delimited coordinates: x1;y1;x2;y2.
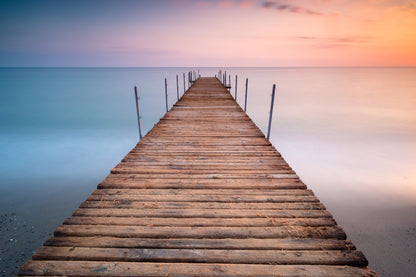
1;67;415;276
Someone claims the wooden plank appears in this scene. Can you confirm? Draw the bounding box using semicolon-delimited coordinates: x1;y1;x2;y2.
91;188;313;196
54;225;347;239
63;216;337;227
113;165;293;172
44;237;356;250
127;150;281;156
19;261;379;276
86;193;318;203
110;167;295;175
121;155;287;163
108;172;299;179
33;246;368;267
98;176;306;189
72;208;331;218
79;201;324;210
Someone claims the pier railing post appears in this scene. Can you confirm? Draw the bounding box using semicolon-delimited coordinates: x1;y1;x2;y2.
183;73;186;93
267;84;276;140
134;86;143;139
165;78;168;113
244;78;248;112
176;74;179;101
235;75;238;99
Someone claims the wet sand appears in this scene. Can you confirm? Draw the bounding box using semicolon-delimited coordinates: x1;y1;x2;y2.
331;204;416;277
0;213;52;276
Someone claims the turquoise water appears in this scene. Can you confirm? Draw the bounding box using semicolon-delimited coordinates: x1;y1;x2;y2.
1;67;415;276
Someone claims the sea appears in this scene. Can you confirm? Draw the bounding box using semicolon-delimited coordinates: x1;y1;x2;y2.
1;67;415;276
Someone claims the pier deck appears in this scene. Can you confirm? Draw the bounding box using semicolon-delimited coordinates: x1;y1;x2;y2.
19;77;378;276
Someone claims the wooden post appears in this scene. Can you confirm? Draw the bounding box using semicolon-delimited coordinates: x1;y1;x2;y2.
183;73;186;93
134;86;143;139
176;74;179;101
228;75;231;91
235;75;238;100
267;84;276;140
244;78;248;112
165;78;168;113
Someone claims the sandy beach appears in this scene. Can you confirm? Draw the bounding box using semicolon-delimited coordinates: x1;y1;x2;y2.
331;204;416;277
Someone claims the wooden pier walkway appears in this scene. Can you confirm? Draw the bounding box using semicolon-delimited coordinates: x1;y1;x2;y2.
19;77;378;276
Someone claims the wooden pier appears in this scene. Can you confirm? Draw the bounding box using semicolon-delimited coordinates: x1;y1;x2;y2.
19;77;378;276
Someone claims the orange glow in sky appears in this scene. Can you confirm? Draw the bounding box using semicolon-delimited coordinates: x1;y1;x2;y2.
1;0;415;66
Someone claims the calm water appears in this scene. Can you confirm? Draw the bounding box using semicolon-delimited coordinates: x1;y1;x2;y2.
1;67;415;276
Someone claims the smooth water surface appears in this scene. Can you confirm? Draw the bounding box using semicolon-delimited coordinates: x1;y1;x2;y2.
1;67;415;276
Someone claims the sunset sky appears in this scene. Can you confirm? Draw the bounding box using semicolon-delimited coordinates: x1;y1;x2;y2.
1;0;415;67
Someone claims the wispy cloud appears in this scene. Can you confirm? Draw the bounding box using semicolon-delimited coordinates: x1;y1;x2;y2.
295;35;375;48
218;0;234;8
240;0;255;8
402;2;416;12
262;1;323;15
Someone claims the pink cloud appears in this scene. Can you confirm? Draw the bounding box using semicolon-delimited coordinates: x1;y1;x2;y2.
218;0;234;8
240;0;255;8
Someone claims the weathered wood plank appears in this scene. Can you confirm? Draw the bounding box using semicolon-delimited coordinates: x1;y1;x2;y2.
86;193;318;203
33;246;368;267
111;166;295;172
44;237;356;250
63;216;336;227
54;225;347;239
72;208;331;218
107;172;299;179
19;261;379;277
79;201;324;210
92;188;313;196
98;176;305;189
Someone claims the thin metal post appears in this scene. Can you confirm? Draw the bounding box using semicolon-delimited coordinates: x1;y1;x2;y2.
165;78;168;113
183;73;185;93
176;74;179;101
134;86;143;139
244;78;248;112
267;84;276;140
235;75;238;100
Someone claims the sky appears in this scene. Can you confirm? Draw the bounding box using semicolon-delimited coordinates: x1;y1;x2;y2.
0;0;415;67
